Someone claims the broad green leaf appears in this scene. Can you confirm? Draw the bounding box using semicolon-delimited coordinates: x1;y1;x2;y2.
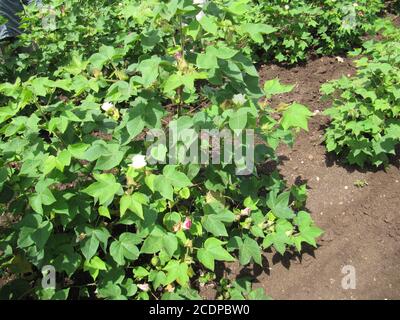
140;227;165;254
137;57;161;88
163;165;192;189
202;214;228;237
266;191;295;219
149;270;167;290
229;108;249;130
83;174;122;206
204;238;229;255
81;235;100;261
263;231;292;255
154;175;174;200
239;236;262;266
83;256;107;280
17;215;53;250
281;103;312;131
98;206;111;219
164;260;189;287
226;0;250;15
106;80;134;102
197;248;214;271
239;23;277;43
110;233;140;265
164;73;184;93
263;78;295;98
162;233;178;257
198;15;218;35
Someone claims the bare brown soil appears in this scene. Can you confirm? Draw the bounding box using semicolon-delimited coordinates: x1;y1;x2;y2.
200;57;400;300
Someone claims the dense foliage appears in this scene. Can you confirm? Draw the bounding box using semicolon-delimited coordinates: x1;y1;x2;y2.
322;20;400;167
0;0;324;300
1;0;395;300
244;0;384;64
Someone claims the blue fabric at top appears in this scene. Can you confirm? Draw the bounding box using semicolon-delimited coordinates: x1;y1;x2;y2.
0;0;42;40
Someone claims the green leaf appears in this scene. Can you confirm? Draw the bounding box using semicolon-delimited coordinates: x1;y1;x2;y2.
179;187;190;199
150;144;167;162
239;236;262;266
154;175;174;200
0;167;8;189
81;235;100;261
140;227;165;254
126;116;145;141
202;214;228;237
163;165;192;189
281;103;312;131
110;233;140;265
164;260;189;287
229;108;249;130
137;57;161;88
185;20;201;39
263;78;295;98
17;215;53;250
162;233;178;257
196;49;218;69
133;266;150;278
89;45;124;70
198;237;235;271
263;231;292;255
121;279;138;297
149;270;167;290
98;206;111;219
83;256;107;280
239;23;277;43
215;45;238;60
293;211;324;249
81;227;111;260
248;288;272;300
94;145;125;171
130;193;145;219
106;80;135;102
197;247;214;269
120;195;131;218
204;238;235;261
198;15;218;35
83;174;122;206
140;227;177;258
164;73;184;93
53;250;81;277
226;0;250;15
266;191;295;219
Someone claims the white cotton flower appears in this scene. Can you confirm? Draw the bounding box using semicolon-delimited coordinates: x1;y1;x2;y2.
194;0;207;21
232;93;246;106
353;3;358;7
101;102;114;112
196;10;205;21
284;4;290;10
129;154;147;169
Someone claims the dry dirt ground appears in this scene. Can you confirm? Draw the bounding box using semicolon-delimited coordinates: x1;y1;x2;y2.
202;57;400;300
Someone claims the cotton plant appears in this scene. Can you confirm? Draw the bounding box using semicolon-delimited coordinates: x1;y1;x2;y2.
0;0;324;301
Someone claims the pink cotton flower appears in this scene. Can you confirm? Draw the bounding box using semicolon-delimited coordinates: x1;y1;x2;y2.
182;217;192;230
241;207;252;216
